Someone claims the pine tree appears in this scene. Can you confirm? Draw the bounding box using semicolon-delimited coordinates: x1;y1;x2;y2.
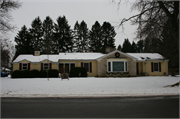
54;16;73;53
131;41;137;53
136;40;144;53
117;44;121;51
79;20;89;52
89;21;103;52
14;25;33;60
73;21;80;52
101;22;116;53
73;21;89;52
29;16;43;51
42;16;54;54
121;39;132;53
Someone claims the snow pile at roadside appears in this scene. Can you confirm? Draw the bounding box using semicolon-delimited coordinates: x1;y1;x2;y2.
0;76;179;97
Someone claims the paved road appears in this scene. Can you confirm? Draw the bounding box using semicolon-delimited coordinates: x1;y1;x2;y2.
1;96;179;118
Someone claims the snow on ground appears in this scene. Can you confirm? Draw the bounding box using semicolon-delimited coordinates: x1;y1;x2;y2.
0;76;179;97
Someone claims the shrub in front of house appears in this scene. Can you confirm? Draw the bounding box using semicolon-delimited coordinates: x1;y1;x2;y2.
48;69;58;77
39;70;47;78
11;70;22;78
21;70;30;78
69;67;87;77
30;70;39;78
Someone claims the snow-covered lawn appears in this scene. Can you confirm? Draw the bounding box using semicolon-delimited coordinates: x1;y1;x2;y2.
0;76;179;97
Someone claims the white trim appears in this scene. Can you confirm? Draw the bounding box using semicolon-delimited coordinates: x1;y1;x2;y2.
43;63;49;70
97;50;138;60
17;59;31;63
83;62;90;73
22;63;28;70
153;62;159;72
107;60;127;72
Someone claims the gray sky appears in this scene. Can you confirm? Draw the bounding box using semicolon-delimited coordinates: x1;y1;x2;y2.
10;0;138;47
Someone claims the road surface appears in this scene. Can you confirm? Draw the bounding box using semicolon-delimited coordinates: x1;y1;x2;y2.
1;96;179;118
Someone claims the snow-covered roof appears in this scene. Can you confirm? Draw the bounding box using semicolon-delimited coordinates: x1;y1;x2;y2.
1;67;11;71
58;53;105;60
13;55;58;62
13;53;105;63
13;52;167;63
127;53;166;61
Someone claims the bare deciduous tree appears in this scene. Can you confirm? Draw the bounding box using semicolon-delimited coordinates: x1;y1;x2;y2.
114;0;179;42
0;0;21;34
0;38;15;69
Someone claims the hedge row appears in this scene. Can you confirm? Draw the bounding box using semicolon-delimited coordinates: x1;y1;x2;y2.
69;67;87;77
11;69;58;78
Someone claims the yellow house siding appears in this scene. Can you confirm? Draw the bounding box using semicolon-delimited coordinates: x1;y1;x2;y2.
13;63;19;71
144;61;168;76
52;63;58;70
30;63;41;71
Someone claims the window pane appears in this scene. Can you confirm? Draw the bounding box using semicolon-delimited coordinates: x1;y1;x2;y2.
154;63;159;71
44;63;49;70
84;63;89;72
113;62;124;71
22;63;27;70
23;64;27;66
65;63;69;73
59;63;64;73
108;62;111;71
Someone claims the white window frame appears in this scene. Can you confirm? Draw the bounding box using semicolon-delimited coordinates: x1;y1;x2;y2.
153;62;159;72
107;61;128;72
83;63;90;73
59;63;76;72
43;63;49;70
22;63;28;70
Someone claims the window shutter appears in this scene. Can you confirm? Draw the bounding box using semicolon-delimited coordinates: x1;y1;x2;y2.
50;63;52;70
90;62;92;73
41;63;43;70
19;63;22;70
151;62;153;72
159;62;161;72
81;62;83;67
28;63;30;70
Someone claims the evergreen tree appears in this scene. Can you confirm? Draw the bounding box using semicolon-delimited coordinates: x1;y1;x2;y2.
131;41;137;53
121;39;132;53
101;22;116;53
42;16;54;54
13;25;33;60
73;21;89;52
79;20;89;52
89;21;103;52
117;44;121;51
73;21;80;52
54;16;73;53
136;40;144;53
143;37;162;53
29;16;43;51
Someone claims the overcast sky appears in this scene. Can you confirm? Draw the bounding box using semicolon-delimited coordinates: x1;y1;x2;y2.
10;0;139;47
